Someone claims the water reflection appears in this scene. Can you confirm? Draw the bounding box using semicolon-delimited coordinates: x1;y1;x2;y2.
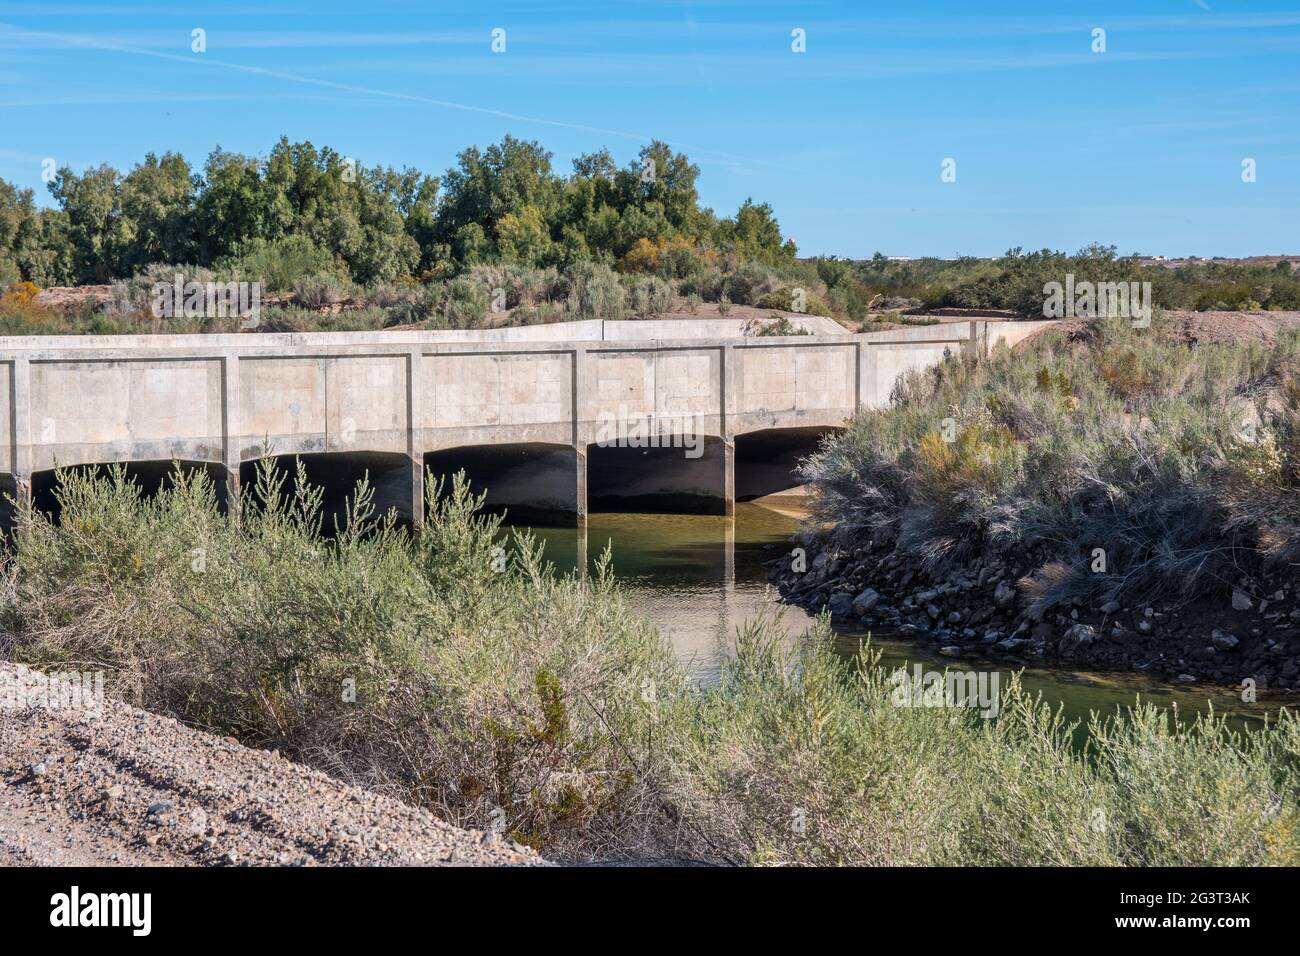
520;503;1297;729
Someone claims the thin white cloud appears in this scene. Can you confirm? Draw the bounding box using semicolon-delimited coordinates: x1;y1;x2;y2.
0;30;504;50
0;21;800;172
327;46;1237;83
0;90;304;108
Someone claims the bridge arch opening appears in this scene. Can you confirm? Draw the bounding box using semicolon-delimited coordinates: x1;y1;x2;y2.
734;426;840;504
587;435;729;515
424;443;578;526
27;460;230;526
239;452;415;533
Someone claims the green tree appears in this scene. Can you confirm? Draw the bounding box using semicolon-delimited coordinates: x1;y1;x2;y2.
721;198;794;264
195;149;267;262
0;178;72;285
48;163;131;283
118;152;198;270
496;203;554;266
434;136;561;261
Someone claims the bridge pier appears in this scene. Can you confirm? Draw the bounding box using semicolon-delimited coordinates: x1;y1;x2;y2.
224;470;240;524
222;354;241;526
409;455;425;533
13;472;30;509
723;440;735;518
575;448;588;529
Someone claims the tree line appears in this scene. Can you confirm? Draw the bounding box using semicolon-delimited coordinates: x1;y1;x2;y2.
0;135;795;289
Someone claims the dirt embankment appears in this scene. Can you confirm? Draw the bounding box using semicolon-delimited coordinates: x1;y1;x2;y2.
0;663;542;867
1021;310;1300;348
773;541;1300;691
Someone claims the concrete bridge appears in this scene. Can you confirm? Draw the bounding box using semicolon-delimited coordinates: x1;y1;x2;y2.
1;318;1052;526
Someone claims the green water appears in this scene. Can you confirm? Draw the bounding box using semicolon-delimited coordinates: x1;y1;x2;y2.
522;502;1295;730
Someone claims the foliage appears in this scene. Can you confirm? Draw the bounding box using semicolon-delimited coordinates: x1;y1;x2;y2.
219;235;344;292
2;135;795;290
293;273;352;309
4;465;1299;865
829;246;1300;318
564;261;627;321
755;287;832;316
437;278;490;329
627;275;676;316
803;314;1300;607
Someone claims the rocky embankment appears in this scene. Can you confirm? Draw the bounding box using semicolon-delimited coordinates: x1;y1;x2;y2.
0;662;542;867
771;537;1300;691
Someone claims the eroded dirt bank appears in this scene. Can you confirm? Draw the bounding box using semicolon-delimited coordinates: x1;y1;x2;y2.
772;531;1300;692
0;663;542;867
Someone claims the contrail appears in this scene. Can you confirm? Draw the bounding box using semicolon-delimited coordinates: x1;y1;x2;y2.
0;21;796;172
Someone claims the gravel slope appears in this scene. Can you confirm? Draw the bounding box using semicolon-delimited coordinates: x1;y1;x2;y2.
1021;310;1300;348
0;663;542;867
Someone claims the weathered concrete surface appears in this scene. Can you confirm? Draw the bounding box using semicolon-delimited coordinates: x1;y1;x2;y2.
1;318;1044;523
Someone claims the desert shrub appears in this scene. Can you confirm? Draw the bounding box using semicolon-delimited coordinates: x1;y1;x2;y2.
678;267;726;302
563;261;627;321
109;262;216;318
670;626;1300;866
358;281;421;309
105;262;259;332
0;257;19;293
0;280;67;333
380;284;441;327
293;273;352;309
755;287;832;316
437;278;490;328
5;464;1300;865
1;279;40;307
507;301;567;326
803;314;1300;608
255;304;391;334
465;263;561;310
744;315;812;337
628;276;676;316
2;463;687;859
219;235;343;292
618;236;717;279
724;262;780;306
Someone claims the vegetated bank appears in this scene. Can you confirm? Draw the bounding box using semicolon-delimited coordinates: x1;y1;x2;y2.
779;311;1300;692
3;461;1300;865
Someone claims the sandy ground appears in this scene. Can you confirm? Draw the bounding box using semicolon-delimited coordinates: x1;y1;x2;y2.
1021;310;1300;348
0;663;542;867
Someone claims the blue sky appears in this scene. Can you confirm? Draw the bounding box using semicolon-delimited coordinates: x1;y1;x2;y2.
1;1;1297;258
